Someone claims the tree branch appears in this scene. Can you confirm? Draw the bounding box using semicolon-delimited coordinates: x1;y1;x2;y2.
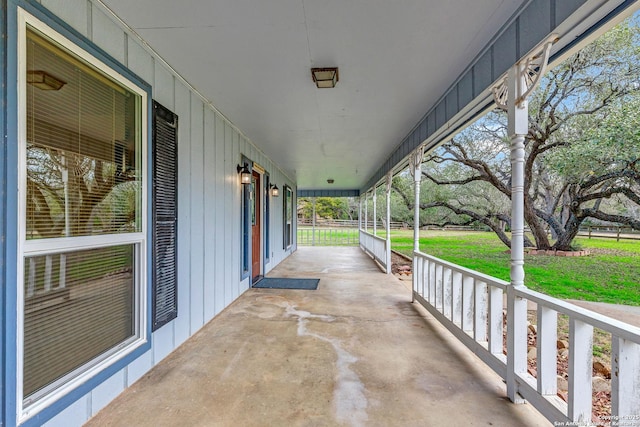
578;209;640;229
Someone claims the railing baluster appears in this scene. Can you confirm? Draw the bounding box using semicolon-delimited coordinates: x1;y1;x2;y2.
421;258;428;301
568;318;593;423
537;306;557;396
474;280;488;342
424;258;429;298
420;258;426;301
435;263;443;311
443;267;452;319
417;257;424;298
611;336;640;417
452;271;462;327
462;276;474;334
414;255;422;298
411;255;424;302
488;286;503;356
429;260;437;304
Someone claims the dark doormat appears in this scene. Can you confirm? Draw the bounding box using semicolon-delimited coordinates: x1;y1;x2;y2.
253;278;319;290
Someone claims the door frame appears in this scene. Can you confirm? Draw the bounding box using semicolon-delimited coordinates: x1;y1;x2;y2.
251;163;266;283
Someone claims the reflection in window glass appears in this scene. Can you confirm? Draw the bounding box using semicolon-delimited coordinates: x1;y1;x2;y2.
25;30;141;239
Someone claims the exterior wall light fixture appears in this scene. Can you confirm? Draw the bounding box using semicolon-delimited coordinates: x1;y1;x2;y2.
311;67;339;88
237;163;251;184
270;184;280;197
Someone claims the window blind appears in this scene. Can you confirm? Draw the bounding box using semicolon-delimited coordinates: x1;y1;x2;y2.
22;25;143;405
23;245;135;400
26;29;140;239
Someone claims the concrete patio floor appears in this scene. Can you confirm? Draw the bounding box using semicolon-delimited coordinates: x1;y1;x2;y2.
85;247;550;427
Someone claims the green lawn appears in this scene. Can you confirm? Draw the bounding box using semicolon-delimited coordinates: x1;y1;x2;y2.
297;227;360;246
391;230;640;306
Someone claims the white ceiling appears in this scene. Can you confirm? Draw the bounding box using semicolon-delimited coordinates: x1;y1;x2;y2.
101;0;527;191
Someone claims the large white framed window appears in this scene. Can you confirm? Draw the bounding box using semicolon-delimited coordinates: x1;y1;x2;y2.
16;9;148;421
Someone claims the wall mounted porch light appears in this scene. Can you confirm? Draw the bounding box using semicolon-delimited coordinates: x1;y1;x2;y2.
270;184;280;197
237;163;251;184
27;70;66;90
311;67;339;88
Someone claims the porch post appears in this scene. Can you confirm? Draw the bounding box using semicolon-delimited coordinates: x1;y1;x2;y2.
505;62;528;403
312;197;316;246
494;35;555;403
358;196;363;248
409;147;423;303
409;147;423;253
364;191;369;232
385;172;392;274
373;186;377;236
358;196;362;230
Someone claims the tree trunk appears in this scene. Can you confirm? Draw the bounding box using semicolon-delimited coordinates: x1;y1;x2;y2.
71;160;114;236
489;224;514;248
553;214;583;250
524;198;551;249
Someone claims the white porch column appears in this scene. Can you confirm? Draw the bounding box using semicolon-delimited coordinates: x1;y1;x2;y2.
312;197;316;246
409;147;423;303
364;191;368;232
373;187;377;236
505;62;529;403
409;147;424;253
358;195;362;230
385;172;393;274
494;35;555;403
508;63;528;288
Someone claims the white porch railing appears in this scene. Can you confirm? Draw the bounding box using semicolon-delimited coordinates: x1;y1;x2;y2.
412;250;640;425
359;230;389;272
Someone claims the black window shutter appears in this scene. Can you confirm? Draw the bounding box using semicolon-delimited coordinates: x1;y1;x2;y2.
152;101;178;331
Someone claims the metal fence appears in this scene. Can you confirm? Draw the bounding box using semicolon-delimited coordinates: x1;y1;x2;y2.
297;227;360;246
298;218;407;229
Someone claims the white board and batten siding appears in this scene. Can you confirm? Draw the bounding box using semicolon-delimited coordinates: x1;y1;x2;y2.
37;1;295;425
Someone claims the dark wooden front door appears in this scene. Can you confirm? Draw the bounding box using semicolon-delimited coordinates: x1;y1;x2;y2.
251;171;261;282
